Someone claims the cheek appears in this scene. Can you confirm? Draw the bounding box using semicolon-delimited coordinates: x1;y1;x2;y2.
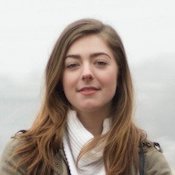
103;70;118;88
107;77;117;94
62;73;71;94
62;72;77;94
102;72;118;100
62;79;73;104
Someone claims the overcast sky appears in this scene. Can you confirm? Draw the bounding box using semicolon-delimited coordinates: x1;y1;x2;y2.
0;0;175;172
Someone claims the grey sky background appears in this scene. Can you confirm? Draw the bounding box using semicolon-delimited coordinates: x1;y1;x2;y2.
0;0;175;172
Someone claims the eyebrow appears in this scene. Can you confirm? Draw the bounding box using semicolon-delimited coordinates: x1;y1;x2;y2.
65;52;111;59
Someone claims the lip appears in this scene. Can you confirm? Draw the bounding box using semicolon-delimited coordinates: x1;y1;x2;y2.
78;86;100;95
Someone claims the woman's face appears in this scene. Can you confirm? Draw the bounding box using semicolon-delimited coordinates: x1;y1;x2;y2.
63;34;118;114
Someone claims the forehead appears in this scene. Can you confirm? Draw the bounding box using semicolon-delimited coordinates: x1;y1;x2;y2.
66;34;113;57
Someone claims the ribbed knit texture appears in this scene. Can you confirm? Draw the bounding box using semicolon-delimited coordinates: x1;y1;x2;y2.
63;110;111;175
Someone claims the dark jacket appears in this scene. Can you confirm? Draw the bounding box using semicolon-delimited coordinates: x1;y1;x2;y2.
0;138;172;175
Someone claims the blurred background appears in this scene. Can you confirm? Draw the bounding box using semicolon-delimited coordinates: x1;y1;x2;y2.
0;0;174;173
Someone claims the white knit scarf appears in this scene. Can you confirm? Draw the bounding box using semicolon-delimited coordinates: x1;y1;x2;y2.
63;110;111;175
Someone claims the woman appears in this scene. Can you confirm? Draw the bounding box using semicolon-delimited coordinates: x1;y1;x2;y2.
0;18;172;175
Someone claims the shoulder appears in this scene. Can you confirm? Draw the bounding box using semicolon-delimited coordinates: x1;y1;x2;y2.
0;137;25;175
143;142;172;175
1;130;29;163
0;137;21;161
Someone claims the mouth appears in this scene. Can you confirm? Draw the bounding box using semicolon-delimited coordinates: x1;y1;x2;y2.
77;86;100;95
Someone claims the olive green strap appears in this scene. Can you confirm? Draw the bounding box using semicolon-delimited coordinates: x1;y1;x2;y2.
139;143;145;175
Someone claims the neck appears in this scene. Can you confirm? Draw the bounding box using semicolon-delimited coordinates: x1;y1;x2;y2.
76;108;110;136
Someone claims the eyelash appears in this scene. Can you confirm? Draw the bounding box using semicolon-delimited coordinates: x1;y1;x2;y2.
65;63;79;69
95;61;108;65
65;60;109;69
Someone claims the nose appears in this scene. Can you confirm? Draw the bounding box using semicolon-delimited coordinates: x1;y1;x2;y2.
82;74;93;80
81;64;94;81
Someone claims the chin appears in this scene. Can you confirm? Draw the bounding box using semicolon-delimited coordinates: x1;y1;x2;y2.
77;105;104;112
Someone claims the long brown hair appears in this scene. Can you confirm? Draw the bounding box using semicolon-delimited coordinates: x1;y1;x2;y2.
13;18;147;175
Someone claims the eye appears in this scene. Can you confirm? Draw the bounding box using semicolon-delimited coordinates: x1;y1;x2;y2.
96;61;107;65
95;60;108;67
65;63;80;69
